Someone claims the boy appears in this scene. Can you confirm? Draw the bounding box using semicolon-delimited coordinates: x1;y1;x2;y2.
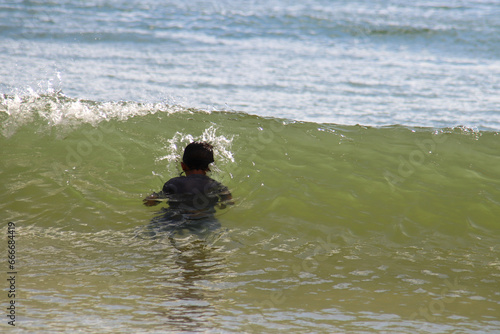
143;142;232;230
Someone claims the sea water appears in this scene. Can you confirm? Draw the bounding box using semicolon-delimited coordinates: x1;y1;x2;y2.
1;1;500;333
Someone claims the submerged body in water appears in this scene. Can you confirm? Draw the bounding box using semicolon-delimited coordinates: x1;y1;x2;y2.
147;174;232;236
143;142;233;237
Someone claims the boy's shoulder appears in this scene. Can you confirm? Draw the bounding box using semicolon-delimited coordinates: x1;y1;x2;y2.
164;174;212;184
163;174;225;190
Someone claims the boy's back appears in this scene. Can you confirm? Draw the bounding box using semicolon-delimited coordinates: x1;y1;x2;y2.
160;174;230;216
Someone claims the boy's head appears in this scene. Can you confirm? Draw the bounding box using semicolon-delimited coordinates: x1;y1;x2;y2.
182;141;214;171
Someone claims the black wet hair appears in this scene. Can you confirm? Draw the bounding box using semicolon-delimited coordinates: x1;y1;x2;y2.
182;141;215;171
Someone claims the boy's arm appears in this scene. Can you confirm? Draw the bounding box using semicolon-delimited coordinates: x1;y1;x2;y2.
143;192;162;206
144;180;174;206
218;187;234;209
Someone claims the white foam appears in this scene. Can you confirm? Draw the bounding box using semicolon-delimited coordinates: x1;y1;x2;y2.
0;92;188;138
155;125;235;179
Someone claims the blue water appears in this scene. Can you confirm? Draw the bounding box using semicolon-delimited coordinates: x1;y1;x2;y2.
1;0;499;129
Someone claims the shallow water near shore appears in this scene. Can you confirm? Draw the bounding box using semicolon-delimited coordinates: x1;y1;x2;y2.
1;95;500;332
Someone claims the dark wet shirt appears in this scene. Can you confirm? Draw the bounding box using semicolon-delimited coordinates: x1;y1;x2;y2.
158;174;231;219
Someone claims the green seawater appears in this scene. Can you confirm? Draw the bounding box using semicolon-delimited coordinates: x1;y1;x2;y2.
1;94;500;333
